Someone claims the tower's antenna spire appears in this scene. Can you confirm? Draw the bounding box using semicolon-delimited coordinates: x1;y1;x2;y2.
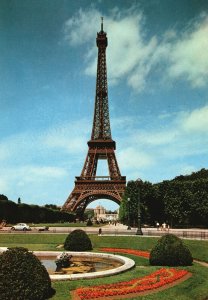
101;16;103;32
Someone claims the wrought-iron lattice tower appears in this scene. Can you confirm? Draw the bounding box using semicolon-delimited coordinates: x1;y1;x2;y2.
62;20;126;214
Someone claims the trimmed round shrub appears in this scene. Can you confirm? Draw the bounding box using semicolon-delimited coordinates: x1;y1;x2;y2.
149;234;193;266
0;247;55;300
64;229;93;251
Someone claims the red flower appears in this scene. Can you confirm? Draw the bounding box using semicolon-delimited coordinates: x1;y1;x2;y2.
75;268;190;299
100;247;150;258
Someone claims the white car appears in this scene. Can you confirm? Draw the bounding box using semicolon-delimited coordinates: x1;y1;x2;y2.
11;223;31;231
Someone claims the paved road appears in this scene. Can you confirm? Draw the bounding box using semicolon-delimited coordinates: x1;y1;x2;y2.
1;223;208;240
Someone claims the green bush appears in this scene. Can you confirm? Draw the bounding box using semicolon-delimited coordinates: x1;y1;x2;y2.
64;229;93;251
0;247;55;300
149;234;193;266
86;218;93;226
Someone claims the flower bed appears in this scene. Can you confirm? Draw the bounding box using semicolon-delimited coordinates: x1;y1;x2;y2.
71;248;191;300
100;248;150;258
73;268;190;299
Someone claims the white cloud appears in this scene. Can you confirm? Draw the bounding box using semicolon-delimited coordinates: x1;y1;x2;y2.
0;133;35;164
117;104;208;171
64;8;208;92
64;8;98;46
136;130;178;146
106;16;145;80
111;116;136;130
168;16;208;87
0;164;69;204
42;119;90;153
0;146;10;161
0;178;8;192
21;165;67;180
1;165;67;185
181;105;208;132
45;136;86;153
0;119;90;168
118;147;155;170
64;8;158;91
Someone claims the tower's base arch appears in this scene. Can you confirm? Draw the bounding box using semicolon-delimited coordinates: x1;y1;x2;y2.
62;178;126;214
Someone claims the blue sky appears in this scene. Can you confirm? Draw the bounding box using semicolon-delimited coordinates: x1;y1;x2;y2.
0;0;208;211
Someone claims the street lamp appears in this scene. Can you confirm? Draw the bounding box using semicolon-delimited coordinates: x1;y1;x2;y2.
136;179;143;235
127;198;131;230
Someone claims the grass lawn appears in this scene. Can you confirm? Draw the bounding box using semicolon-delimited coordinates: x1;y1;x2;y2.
0;234;207;299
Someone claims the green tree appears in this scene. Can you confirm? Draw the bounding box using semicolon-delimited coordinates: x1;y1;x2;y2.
189;179;208;226
0;200;18;223
0;194;8;201
119;180;165;226
157;176;208;227
119;180;140;227
44;204;59;210
142;182;165;225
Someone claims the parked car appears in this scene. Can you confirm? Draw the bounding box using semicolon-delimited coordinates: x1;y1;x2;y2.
38;226;49;232
11;223;31;231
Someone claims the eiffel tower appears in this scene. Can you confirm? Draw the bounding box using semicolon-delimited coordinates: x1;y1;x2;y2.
62;19;126;214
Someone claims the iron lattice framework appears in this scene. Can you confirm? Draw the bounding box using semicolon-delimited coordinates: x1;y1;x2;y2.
62;20;126;214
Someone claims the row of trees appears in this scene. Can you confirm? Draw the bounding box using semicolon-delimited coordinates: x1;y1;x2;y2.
0;195;75;224
119;169;208;228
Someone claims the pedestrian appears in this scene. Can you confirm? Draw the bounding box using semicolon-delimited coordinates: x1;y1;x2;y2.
162;222;166;231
